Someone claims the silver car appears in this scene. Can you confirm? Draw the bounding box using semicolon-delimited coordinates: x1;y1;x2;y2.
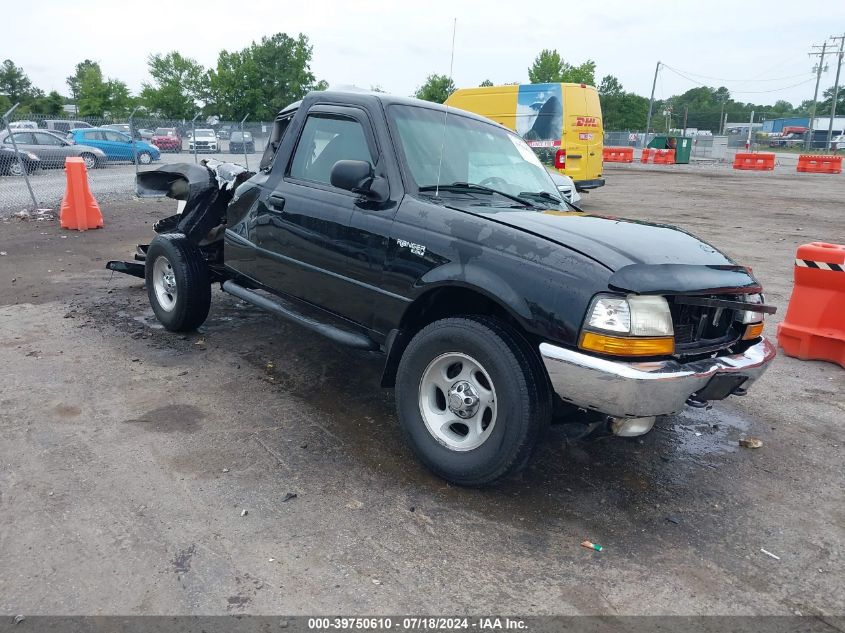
0;130;107;170
545;167;582;205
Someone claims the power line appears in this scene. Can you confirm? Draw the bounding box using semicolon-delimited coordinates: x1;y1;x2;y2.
661;64;816;94
661;63;811;83
749;52;811;80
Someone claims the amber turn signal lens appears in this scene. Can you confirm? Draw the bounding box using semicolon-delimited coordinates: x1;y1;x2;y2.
743;322;764;340
579;331;675;356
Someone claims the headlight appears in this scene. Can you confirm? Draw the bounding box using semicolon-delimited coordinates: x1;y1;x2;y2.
587;296;630;333
581;294;674;356
738;293;765;340
586;294;673;336
26;152;38;160
738;293;764;324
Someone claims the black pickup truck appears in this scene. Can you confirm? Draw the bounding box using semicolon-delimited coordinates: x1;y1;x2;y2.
109;90;776;486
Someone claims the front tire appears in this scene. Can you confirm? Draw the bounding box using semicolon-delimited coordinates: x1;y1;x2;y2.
395;316;551;486
137;151;152;165
80;152;97;170
145;234;211;332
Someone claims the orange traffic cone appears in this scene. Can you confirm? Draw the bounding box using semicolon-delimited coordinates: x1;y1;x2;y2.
60;157;103;231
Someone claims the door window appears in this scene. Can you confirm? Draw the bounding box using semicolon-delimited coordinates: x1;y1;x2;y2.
34;133;63;145
260;114;294;171
290;115;373;186
83;131;105;141
5;132;34;144
104;131;128;142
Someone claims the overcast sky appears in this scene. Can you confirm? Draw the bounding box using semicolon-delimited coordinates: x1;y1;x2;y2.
6;0;845;108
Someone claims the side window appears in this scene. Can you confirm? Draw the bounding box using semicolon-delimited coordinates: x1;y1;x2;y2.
289;115;373;186
10;132;34;144
260;114;293;172
34;133;61;146
83;131;103;141
104;131;126;142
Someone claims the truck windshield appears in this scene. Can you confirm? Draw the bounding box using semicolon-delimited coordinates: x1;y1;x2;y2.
389;104;561;206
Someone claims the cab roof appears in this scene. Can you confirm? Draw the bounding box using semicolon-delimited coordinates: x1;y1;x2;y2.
276;89;505;129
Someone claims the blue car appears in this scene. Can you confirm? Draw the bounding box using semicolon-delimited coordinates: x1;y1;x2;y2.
68;128;161;164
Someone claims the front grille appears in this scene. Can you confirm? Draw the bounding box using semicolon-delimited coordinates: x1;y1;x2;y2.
669;295;743;354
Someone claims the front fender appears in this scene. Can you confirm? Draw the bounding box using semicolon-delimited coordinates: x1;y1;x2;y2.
418;262;533;324
415;250;605;348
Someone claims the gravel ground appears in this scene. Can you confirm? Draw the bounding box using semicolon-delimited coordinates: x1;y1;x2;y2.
0;166;842;616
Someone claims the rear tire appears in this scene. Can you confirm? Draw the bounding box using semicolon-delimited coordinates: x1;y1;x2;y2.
145;234;211;332
395;316;551;486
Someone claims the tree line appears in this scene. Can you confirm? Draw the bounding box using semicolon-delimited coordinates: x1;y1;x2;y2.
0;32;326;122
413;49;841;132
1;40;842;130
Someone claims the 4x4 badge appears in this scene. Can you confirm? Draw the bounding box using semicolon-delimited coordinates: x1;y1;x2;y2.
397;239;426;257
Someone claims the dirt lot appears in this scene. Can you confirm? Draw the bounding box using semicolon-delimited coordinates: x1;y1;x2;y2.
0;166;843;617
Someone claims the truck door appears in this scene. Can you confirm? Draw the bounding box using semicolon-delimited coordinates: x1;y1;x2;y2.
563;85;603;186
250;105;393;329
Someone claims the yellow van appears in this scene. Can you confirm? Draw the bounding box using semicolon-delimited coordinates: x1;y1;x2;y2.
446;83;605;190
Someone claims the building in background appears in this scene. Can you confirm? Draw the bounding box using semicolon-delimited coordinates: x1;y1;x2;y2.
761;116;845;134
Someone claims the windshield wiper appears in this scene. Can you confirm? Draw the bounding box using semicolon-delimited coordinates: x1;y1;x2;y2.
419;182;537;208
519;190;562;204
520;190;583;212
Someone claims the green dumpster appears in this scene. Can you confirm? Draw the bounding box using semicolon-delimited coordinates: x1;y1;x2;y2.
647;135;693;164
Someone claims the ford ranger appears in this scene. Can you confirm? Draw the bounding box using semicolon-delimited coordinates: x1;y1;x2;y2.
107;90;776;486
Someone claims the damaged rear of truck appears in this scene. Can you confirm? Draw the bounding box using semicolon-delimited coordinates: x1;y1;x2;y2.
109;160;252;330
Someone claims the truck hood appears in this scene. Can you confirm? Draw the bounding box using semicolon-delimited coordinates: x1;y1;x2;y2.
461;207;761;294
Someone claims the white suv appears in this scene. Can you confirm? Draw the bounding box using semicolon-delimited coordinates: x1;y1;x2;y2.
188;129;219;153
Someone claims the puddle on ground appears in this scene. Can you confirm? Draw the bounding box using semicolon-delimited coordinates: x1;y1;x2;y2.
118;309;165;330
132;315;164;329
665;404;753;457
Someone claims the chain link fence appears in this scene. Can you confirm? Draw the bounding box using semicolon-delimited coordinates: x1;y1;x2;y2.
0;107;271;215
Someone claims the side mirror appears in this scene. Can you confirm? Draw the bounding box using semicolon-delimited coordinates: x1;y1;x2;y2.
330;159;373;192
331;160;389;202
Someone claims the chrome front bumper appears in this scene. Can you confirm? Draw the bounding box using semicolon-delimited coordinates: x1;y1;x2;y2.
539;338;776;418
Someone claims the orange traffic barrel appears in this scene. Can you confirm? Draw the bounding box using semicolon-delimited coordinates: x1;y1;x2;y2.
777;242;845;368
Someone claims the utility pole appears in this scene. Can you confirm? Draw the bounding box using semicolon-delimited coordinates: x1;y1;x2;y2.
644;61;661;148
682;105;688;136
746;110;755;150
826;34;844;150
807;42;830;150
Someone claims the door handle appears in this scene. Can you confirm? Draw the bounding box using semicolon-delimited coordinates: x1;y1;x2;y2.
267;194;285;211
568;154;583;159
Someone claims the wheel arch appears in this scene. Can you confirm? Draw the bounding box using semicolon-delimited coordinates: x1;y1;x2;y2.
380;281;536;388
